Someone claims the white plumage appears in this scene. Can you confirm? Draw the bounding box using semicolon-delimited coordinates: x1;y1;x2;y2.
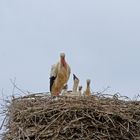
63;74;82;97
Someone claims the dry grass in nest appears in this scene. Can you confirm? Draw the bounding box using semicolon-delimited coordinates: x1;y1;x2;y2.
2;93;140;140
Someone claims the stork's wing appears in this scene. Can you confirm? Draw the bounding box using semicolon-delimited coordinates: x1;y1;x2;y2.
50;64;57;77
50;76;56;92
49;64;58;92
67;64;71;81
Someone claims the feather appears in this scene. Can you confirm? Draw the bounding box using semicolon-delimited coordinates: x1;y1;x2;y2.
50;76;56;92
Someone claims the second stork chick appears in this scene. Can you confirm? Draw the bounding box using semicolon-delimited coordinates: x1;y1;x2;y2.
64;74;81;97
71;74;82;96
73;74;79;92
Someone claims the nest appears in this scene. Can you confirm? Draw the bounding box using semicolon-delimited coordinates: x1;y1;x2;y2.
2;93;140;140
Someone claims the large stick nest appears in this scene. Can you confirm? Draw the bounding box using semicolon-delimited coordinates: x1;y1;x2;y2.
2;93;140;140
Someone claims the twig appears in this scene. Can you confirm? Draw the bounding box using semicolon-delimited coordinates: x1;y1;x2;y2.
10;78;26;95
0;116;7;130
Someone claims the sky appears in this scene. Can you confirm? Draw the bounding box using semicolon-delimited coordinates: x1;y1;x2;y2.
0;0;140;101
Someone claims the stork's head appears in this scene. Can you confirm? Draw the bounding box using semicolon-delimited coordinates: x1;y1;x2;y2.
73;74;79;87
73;74;79;81
63;84;68;90
60;53;65;59
60;53;66;67
78;86;82;91
86;79;91;86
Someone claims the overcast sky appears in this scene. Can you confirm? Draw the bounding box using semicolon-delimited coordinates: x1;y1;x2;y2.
0;0;140;99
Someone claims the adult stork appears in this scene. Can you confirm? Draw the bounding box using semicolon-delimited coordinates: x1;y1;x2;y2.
50;53;71;96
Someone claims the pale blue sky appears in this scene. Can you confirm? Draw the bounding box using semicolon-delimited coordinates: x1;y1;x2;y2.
0;0;140;99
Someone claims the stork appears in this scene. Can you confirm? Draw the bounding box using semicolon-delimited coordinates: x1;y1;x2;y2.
50;53;71;96
61;74;79;96
67;74;81;96
72;74;79;92
84;79;91;96
62;74;82;97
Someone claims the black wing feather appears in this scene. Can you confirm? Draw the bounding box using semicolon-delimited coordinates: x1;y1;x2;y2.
73;74;79;81
50;76;56;92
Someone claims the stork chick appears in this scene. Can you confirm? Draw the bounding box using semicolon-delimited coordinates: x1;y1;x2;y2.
64;74;81;97
50;53;71;96
72;74;79;92
71;74;81;96
61;84;68;96
78;86;82;96
84;79;91;96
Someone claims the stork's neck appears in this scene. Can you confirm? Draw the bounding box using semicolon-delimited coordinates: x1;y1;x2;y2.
61;58;67;68
73;80;79;92
87;83;90;87
86;83;90;91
